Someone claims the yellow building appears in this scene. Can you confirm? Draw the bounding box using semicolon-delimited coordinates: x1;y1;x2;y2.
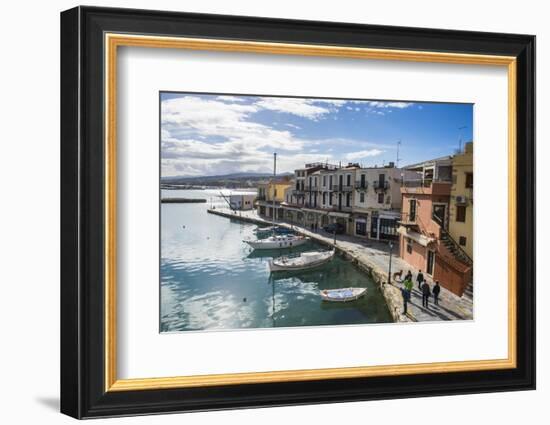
256;179;292;219
449;142;473;258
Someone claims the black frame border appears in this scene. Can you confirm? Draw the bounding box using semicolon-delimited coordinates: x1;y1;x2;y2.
60;6;535;419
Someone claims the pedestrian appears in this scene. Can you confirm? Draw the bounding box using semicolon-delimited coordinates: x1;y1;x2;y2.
433;281;441;306
400;287;411;315
404;270;413;283
421;281;431;308
403;277;413;292
416;269;424;290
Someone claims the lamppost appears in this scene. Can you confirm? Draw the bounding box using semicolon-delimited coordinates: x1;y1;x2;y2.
387;240;393;285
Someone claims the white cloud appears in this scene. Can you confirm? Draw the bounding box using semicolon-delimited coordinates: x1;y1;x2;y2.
217;95;246;102
345;149;385;160
367;101;413;109
255;98;332;120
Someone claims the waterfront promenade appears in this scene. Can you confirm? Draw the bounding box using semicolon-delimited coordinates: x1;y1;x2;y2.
208;207;473;323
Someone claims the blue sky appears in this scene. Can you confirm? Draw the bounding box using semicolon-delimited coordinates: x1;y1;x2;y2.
161;92;473;177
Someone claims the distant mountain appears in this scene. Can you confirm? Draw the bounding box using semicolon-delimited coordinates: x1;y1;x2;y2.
162;171;292;183
161;171;293;188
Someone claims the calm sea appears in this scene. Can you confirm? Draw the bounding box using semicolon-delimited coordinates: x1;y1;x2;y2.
160;189;392;332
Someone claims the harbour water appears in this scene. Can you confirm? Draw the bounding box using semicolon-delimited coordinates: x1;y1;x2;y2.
160;189;392;332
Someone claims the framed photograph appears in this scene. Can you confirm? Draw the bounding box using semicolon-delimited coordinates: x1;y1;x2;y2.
60;6;535;419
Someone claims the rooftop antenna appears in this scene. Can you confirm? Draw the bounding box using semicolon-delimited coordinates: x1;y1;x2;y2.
396;139;402;168
458;126;467;153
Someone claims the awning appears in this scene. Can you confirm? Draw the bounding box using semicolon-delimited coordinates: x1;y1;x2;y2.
329;211;350;218
397;226;435;247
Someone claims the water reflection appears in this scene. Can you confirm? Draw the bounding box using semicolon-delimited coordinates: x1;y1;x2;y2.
160;189;392;332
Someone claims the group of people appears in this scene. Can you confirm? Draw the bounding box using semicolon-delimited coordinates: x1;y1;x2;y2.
399;270;441;315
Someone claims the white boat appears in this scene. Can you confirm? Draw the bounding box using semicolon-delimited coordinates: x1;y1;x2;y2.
243;234;309;250
269;250;335;272
320;287;367;302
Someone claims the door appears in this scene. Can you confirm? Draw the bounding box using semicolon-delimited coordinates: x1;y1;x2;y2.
432;204;446;228
360;174;366;188
409;199;417;221
370;216;379;238
427;250;435;275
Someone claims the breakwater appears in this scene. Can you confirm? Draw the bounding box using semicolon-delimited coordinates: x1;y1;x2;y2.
161;198;207;203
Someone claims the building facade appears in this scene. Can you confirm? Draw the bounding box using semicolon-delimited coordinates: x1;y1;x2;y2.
449;142;473;258
352;165;420;240
256;178;292;219
397;157;473;296
229;193;256;210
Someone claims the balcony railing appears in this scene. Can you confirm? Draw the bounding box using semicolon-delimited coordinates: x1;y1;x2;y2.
355;181;368;190
401;178;452;188
373;181;389;191
305;185;319;191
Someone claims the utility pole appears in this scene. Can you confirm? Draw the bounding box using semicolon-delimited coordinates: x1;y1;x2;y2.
396;140;401;168
272;152;277;221
387;241;394;285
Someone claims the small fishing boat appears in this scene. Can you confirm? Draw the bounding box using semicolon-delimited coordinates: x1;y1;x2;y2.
269;250;335;272
320;287;367;302
244;234;309;250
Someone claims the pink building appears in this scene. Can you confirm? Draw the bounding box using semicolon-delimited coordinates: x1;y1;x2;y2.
397;157;473;296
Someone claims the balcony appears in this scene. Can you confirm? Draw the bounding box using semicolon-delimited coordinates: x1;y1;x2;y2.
401;179;451;196
305;185;319;191
341;185;353;192
373;181;389;191
355;181;368;190
292;189;305;196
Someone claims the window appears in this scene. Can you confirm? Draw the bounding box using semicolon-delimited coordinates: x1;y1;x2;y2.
406;238;413;254
329;193;333;206
314;177;318;187
465;172;473;188
378;193;384;204
309;176;312;187
360;192;365;203
456;205;466;222
274;188;277;197
459;236;467;246
360;174;366;188
346;174;351;186
346;193;351;207
329;175;333;187
409;199;416;221
322;192;327;204
323;175;327;187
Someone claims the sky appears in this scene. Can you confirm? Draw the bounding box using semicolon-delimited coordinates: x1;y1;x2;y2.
161;92;473;177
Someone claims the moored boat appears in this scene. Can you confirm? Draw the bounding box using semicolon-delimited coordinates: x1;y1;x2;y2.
320;287;367;302
254;225;294;236
269;250;335;272
243;234;309;250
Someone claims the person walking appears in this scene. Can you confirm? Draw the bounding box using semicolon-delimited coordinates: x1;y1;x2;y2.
400;286;411;315
416;269;424;290
403;277;413;293
404;270;413;283
421;281;431;308
433;281;441;306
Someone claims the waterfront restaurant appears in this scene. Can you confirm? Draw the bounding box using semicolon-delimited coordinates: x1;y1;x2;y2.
397;156;473;296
